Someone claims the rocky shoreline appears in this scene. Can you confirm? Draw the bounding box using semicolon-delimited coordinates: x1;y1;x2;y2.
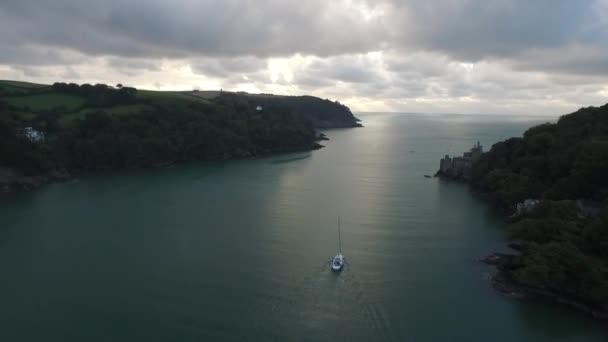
481;253;608;321
437;143;608;322
0;137;330;197
0;167;71;196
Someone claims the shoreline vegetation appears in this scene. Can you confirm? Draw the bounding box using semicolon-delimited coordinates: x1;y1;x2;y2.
0;80;361;195
438;103;608;321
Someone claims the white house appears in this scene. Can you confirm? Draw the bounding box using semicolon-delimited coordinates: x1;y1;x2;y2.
515;199;540;215
22;127;45;142
256;105;263;111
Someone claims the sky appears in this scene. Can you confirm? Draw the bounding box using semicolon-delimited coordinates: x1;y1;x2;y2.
1;0;607;115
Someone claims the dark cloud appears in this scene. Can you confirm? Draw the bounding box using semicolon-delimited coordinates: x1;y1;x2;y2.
0;0;607;115
305;56;382;83
0;45;85;66
106;57;161;72
1;0;606;77
191;57;267;78
0;0;384;58
507;46;608;76
394;1;599;57
388;0;608;76
11;65;43;78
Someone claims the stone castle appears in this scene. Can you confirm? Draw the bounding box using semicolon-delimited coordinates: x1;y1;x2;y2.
438;141;483;181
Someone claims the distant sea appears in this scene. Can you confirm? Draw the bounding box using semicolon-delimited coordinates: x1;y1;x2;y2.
1;113;606;341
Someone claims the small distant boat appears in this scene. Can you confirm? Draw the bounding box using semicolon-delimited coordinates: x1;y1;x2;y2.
332;253;344;271
331;217;345;271
424;174;432;178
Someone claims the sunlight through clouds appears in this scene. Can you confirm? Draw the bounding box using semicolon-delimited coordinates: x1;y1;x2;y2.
1;0;607;115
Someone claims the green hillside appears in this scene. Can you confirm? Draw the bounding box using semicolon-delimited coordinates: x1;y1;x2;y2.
1;80;359;190
0;80;360;128
0;81;212;124
472;104;608;314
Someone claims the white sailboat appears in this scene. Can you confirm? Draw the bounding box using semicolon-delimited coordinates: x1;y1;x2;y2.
331;217;345;271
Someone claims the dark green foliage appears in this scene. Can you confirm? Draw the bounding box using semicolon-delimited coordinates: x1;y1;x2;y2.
0;110;52;175
508;201;581;244
216;93;359;128
512;241;608;306
473;104;608;203
53;106;315;171
0;90;318;175
583;206;608;261
475;103;608;309
1;80;362;182
1;80;357;180
52;82;137;107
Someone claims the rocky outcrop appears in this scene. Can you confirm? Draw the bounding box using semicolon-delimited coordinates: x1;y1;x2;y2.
0;167;70;196
481;253;608;321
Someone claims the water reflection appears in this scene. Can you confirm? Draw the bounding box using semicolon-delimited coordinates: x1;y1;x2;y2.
0;113;606;341
267;152;312;164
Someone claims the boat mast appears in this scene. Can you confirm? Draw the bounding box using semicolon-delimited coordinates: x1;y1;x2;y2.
338;216;342;254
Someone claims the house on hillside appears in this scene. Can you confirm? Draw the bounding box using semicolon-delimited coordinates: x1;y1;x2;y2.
22;127;45;143
256;105;263;111
515;199;540;215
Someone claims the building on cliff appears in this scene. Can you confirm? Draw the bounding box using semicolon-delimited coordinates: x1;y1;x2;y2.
438;141;483;180
21;127;45;143
515;199;540;215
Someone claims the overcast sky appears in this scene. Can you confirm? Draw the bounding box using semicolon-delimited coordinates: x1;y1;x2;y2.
1;0;607;114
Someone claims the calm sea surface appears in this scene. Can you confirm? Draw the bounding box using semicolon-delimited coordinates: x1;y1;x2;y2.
1;113;607;341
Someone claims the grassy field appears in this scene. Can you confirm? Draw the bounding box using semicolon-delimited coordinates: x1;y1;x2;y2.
0;81;50;96
0;80;215;124
0;80;49;90
59;104;158;124
0;80;266;118
0;80;303;127
0;80;50;89
3;93;87;112
138;90;212;104
182;90;222;100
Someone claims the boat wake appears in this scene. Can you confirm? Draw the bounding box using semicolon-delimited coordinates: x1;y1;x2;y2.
258;260;396;342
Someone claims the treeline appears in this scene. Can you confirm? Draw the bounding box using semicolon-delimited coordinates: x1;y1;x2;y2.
0;99;317;174
473;104;608;206
52;82;137;107
1;80;359;190
220;93;360;128
472;104;608;310
56;104;316;171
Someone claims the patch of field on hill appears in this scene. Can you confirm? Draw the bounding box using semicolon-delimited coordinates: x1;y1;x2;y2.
1;93;87;112
181;90;222;100
59;103;158;124
0;80;49;89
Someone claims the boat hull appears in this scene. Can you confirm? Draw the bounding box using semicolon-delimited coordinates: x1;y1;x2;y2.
331;254;344;271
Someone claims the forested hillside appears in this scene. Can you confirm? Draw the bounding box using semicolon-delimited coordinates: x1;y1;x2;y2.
0;80;358;192
472;104;608;313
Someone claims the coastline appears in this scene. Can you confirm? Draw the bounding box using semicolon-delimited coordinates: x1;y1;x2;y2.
481;253;608;321
0;167;71;196
437;168;608;322
0;133;341;197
